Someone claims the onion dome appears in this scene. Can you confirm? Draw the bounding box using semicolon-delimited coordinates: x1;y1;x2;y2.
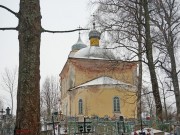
89;29;101;39
89;22;101;46
72;33;87;51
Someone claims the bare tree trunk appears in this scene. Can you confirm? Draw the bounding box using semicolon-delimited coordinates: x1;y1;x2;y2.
152;0;180;121
163;90;168;121
167;42;180;120
167;17;180;120
15;0;41;134
142;0;163;120
136;0;143;121
159;78;168;121
137;38;143;121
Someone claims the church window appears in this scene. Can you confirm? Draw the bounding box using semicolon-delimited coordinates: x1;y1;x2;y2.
78;99;83;114
113;97;120;112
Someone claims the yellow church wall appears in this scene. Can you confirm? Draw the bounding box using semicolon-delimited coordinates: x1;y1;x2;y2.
60;58;137;96
68;58;137;88
60;58;138;119
74;68;134;86
69;86;137;119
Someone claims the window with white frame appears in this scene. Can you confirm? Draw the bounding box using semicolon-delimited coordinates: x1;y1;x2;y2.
113;96;120;112
78;99;83;114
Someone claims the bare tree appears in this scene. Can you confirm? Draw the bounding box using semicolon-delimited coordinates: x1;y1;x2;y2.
40;76;60;121
151;0;180;120
1;67;17;115
141;86;155;119
141;0;163;120
93;0;163;119
0;0;88;134
158;75;175;121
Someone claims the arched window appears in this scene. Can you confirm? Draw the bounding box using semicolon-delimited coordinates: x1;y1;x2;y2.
78;99;83;114
113;97;120;112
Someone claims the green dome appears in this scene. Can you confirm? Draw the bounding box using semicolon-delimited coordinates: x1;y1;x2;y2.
72;34;87;51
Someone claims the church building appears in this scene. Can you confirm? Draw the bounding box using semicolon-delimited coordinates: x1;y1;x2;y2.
59;25;138;119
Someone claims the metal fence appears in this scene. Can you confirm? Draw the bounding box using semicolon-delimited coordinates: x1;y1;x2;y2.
41;117;180;135
65;118;135;135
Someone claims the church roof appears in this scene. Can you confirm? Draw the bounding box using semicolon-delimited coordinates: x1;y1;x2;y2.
69;76;136;91
79;76;132;86
72;46;115;60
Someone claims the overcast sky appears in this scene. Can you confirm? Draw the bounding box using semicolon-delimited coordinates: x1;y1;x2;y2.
0;0;95;113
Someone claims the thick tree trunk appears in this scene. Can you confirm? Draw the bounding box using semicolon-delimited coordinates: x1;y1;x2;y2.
142;0;163;120
167;41;180;121
136;0;143;121
15;0;41;134
151;0;180;121
137;45;142;121
161;84;168;121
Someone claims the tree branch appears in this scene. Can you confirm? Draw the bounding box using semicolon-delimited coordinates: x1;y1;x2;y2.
177;70;180;75
0;5;18;17
142;91;153;96
41;28;89;33
0;27;18;31
158;60;171;74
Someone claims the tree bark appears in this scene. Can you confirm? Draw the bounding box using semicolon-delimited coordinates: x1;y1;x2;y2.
15;0;41;134
166;9;180;120
167;40;180;120
136;0;143;121
142;0;163;120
